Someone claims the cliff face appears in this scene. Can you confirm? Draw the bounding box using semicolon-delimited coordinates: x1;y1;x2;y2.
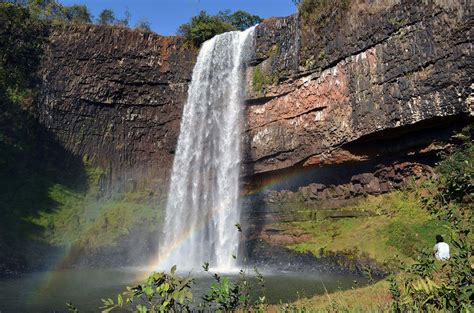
39;25;198;193
38;1;473;194
244;0;472;178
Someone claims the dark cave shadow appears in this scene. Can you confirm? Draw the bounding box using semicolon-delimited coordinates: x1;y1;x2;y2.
247;114;473;193
0;100;87;275
0;10;91;274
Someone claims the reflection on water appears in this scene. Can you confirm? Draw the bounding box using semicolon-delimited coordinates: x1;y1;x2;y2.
0;268;368;312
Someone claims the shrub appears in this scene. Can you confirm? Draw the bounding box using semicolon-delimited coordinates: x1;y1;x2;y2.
100;265;194;312
60;4;91;24
435;128;473;203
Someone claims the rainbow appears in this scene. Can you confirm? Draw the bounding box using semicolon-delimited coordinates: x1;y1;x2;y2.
30;165;316;299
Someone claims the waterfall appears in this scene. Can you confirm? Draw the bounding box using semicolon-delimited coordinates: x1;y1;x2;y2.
159;27;255;272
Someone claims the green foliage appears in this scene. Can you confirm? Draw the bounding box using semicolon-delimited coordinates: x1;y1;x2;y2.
62;4;91;24
177;10;235;47
96;264;267;313
218;9;262;31
4;1;135;28
23;0;91;25
177;9;261;47
200;264;266;311
252;66;278;93
385;219;447;257
0;3;46;104
97;8;115;25
390;130;474;312
286;191;441;266
253;66;265;92
28;161;161;249
100;266;194;312
435;129;473;204
391;234;473;312
203;276;242;310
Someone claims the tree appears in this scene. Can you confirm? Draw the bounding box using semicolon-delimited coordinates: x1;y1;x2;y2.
97;8;114;25
0;2;47;102
177;9;261;47
3;0;92;25
62;4;91;24
135;19;151;32
26;0;62;21
220;10;262;31
177;10;234;46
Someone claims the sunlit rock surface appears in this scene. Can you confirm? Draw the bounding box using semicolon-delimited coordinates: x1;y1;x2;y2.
38;1;472;192
244;0;472;176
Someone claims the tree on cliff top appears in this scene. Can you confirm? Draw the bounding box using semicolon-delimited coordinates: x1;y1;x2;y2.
177;10;261;47
62;4;91;24
96;8;131;27
1;0;92;24
97;8;114;25
218;9;262;31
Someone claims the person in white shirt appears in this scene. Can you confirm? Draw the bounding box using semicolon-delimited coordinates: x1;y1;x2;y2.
433;235;450;261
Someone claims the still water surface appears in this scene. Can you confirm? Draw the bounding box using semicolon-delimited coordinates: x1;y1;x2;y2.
0;268;368;312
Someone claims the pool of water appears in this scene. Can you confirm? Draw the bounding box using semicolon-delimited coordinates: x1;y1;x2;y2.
0;268;368;312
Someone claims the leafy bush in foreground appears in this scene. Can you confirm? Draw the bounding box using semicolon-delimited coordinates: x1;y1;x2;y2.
90;264;266;313
100;265;193;312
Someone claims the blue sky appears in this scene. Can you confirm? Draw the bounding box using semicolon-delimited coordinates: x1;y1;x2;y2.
59;0;297;36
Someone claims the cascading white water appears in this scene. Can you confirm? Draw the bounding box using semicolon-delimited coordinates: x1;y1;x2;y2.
159;27;255;272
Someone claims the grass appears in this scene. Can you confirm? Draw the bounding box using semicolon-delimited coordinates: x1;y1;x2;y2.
275;279;392;312
252;63;279;93
268;189;451;311
282;190;447;266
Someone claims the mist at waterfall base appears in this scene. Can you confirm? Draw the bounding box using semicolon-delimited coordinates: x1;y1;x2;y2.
0;269;369;312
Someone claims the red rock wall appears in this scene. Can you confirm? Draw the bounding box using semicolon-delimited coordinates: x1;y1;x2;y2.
244;0;473;177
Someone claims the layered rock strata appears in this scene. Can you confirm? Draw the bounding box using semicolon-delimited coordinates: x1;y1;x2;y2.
244;0;473;177
39;25;197;193
37;1;473;195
